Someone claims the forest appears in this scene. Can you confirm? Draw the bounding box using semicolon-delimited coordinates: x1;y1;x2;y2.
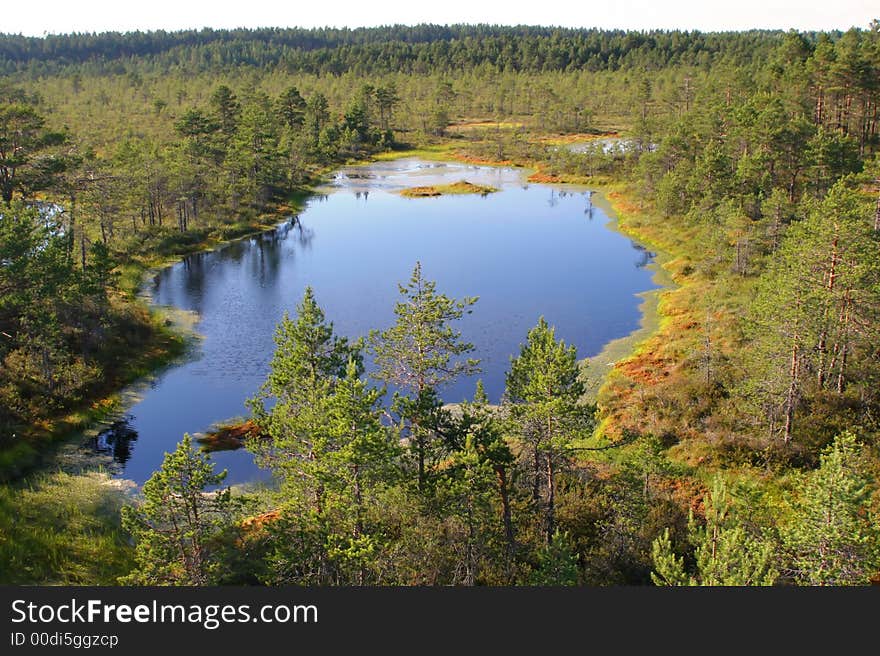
0;23;879;585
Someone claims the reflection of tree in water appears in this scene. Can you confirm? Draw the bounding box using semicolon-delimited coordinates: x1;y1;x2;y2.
92;415;138;466
291;216;314;250
584;190;595;220
252;228;283;287
181;251;207;312
630;241;655;268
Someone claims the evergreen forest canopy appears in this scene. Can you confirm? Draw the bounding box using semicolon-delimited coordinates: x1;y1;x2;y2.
0;22;879;586
0;25;811;75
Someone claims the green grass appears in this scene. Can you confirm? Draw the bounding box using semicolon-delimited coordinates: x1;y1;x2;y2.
369;143;457;162
0;471;134;584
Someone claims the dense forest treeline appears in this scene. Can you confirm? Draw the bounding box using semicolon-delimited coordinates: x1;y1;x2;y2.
2;25;809;75
1;21;879;585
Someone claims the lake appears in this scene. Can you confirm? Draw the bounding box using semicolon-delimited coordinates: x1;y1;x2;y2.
90;158;659;485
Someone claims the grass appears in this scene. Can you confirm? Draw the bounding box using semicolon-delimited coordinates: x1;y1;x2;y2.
399;180;499;198
538;131;621;146
0;471;134;584
370;143;458;162
445;119;526;133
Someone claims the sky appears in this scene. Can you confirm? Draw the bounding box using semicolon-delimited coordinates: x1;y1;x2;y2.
3;0;877;37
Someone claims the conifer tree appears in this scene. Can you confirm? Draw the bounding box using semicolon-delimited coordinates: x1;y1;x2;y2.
651;476;778;586
369;261;479;489
782;432;880;585
530;530;579;585
264;359;402;584
504;317;589;544
247;286;359;483
120;434;236;585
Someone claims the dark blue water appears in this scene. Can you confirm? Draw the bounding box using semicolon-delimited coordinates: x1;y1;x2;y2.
98;159;658;485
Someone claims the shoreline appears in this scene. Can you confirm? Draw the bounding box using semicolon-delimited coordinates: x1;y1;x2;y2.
3;148;673;483
0;193;319;484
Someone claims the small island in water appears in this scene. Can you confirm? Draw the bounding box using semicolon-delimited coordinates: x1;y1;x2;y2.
399;179;498;197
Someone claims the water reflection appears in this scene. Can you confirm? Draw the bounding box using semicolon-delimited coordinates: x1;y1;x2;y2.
631;242;655;269
91;415;138;466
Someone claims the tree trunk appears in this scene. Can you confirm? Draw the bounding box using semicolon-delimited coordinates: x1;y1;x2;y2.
545;454;555;545
416;431;426;492
532;443;541;502
874;185;880;232
835;290;852;394
817;231;839;388
783;335;799;445
496;465;515;568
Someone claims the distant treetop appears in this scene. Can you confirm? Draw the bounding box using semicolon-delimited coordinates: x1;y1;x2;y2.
0;24;850;76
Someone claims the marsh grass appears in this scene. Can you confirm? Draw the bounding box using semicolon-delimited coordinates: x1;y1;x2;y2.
0;471;134;584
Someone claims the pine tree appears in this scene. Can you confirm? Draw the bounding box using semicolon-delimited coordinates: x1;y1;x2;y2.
782;432;880;585
530;530;579;585
651;476;778;586
0;92;68;204
458;381;517;567
369;261;479;489
277;86;306;130
504;317;589;545
120;434;236;585
432;380;518;584
266;359;402;584
318;359;401;583
247;286;359;484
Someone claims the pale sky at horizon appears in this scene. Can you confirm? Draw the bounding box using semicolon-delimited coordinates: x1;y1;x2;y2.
3;1;877;37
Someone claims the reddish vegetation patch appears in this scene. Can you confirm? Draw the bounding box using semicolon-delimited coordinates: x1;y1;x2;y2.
527;172;562;183
197;419;264;452
615;350;675;387
606;191;643;216
596;189;738;444
238;509;283;545
450;152;518;167
241;509;282;532
659;477;707;515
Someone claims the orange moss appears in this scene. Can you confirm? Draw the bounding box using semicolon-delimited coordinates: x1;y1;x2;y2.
449;152;519;167
241;509;282;532
197;419;264;452
527;171;563;183
595;186;742;445
606;191;643;217
238;509;283;545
